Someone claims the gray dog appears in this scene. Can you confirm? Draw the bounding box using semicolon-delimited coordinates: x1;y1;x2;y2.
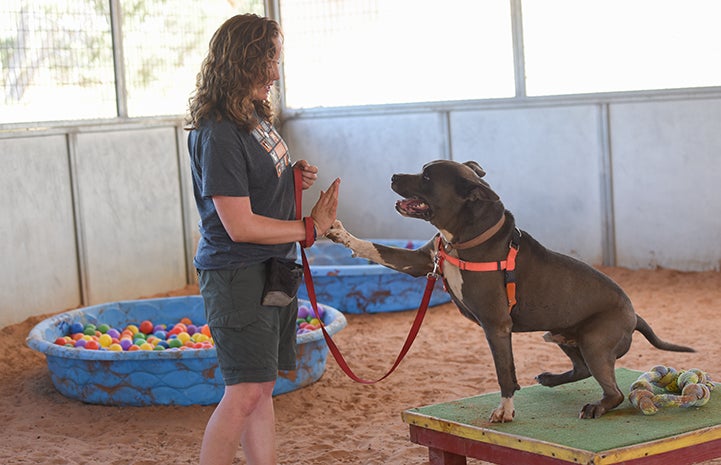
326;159;693;422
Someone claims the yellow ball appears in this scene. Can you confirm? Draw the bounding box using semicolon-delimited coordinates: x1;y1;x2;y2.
98;333;113;348
139;342;154;351
126;324;139;335
177;332;191;344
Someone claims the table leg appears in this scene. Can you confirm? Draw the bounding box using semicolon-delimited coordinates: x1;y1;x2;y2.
429;446;467;465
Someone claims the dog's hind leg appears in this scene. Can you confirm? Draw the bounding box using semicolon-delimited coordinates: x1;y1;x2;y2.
578;356;624;419
576;331;630;418
536;342;591;387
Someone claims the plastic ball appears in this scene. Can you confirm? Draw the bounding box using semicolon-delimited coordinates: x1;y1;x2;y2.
106;328;120;339
98;334;113;348
108;343;123;352
200;325;212;337
298;306;311;319
125;324;139;335
69;322;84;334
139;320;154;334
153;324;166;333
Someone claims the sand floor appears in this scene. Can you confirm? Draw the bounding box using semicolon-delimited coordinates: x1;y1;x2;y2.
2;266;721;464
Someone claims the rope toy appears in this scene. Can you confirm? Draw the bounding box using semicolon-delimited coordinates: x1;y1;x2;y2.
629;365;716;415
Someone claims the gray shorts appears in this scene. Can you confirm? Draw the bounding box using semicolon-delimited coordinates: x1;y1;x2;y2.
197;263;297;385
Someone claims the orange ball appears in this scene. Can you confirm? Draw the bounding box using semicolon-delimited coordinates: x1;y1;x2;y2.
139;320;154;334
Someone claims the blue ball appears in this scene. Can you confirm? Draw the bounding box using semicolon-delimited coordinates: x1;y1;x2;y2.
70;322;84;335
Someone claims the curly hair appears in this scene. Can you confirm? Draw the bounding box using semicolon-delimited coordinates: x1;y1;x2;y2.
186;14;283;131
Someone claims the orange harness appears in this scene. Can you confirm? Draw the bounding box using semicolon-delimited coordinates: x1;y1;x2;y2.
435;227;521;311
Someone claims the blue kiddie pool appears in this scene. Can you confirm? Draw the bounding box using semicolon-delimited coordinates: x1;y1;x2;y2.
298;239;451;314
26;296;346;406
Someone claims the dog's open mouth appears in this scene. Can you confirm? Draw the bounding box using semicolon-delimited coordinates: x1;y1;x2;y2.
395;197;431;219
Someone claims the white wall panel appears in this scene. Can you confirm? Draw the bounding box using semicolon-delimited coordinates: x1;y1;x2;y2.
283;113;445;240
74;128;186;304
0;136;80;326
449;105;605;264
610;99;721;271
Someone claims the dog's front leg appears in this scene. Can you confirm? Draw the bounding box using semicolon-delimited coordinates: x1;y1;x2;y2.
325;220;378;261
325;220;434;277
484;323;520;423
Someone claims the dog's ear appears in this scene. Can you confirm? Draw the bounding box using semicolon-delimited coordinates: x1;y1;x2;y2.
459;177;500;203
461;161;498;201
468;185;500;202
464;161;487;179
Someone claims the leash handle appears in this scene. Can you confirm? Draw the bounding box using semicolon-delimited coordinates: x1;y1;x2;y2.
293;164;435;384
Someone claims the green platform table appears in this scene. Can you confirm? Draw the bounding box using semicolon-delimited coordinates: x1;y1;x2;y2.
402;368;721;465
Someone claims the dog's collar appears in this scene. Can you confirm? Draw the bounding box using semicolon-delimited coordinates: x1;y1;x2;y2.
446;214;505;250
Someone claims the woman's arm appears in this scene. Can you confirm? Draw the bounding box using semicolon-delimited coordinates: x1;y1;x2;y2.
213;177;340;245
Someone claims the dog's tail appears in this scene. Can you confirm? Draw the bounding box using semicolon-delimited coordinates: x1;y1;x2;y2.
635;316;695;352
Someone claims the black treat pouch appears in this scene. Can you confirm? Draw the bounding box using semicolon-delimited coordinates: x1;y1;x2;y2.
261;257;303;306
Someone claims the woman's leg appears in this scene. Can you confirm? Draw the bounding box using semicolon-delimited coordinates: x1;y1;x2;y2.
199;380;277;465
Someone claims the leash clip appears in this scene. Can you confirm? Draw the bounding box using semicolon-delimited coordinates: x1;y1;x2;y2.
428;251;442;279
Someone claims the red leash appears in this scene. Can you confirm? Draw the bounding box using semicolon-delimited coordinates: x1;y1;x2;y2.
293;166;438;384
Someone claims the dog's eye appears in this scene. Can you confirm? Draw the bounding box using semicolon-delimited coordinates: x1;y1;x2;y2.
422;174;431;182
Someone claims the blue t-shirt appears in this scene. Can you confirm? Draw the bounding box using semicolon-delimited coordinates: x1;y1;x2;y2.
188;118;296;270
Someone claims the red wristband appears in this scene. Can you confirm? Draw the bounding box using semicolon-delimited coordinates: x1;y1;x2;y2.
301;216;316;248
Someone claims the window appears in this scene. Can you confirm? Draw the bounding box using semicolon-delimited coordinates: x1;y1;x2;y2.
522;0;721;96
3;0;721;125
1;0;117;124
1;0;263;125
280;0;516;109
122;1;263;118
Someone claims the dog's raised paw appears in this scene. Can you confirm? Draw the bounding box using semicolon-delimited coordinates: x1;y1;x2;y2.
325;220;352;246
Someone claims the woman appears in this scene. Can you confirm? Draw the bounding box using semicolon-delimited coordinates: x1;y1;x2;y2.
185;14;340;465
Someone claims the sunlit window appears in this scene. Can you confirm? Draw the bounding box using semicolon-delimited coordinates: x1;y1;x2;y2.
280;0;516;109
0;0;263;124
3;0;721;125
522;0;721;96
122;1;264;118
0;0;117;124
